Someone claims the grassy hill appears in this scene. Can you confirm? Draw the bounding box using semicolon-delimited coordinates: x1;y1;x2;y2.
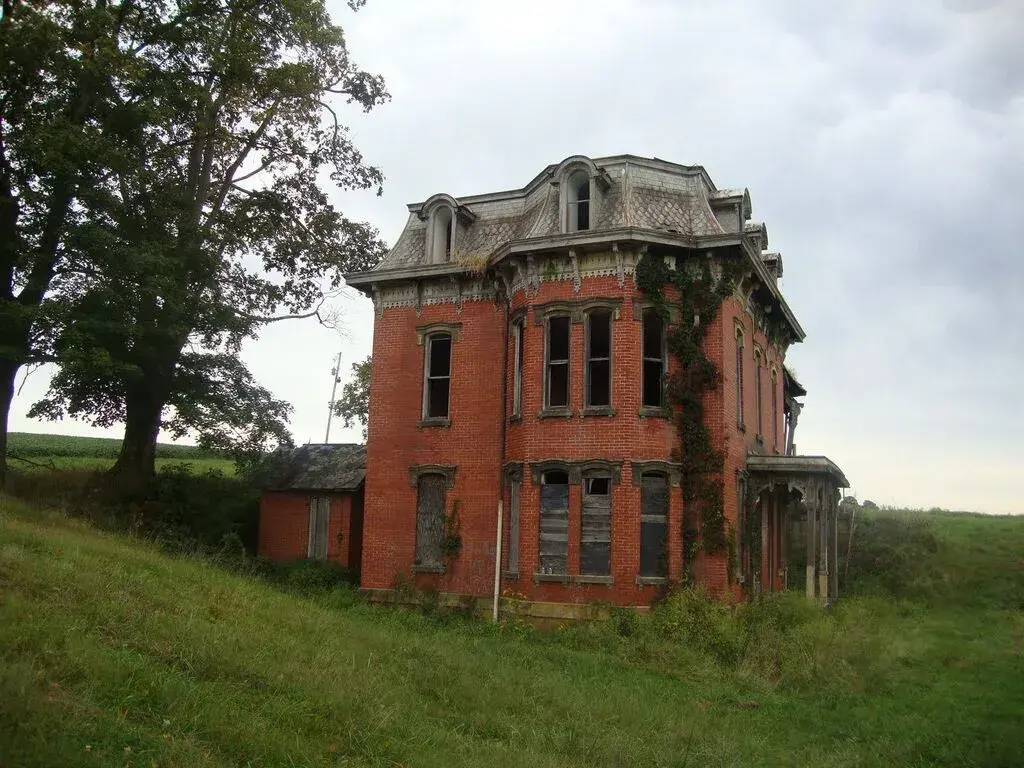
6;432;234;474
1;498;1022;767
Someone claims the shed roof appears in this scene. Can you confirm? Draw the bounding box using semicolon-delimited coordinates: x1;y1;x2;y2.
263;443;365;492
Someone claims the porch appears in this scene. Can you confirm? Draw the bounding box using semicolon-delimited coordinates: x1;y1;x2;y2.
740;455;849;604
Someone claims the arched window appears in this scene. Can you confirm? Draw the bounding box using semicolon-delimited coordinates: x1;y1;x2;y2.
754;347;763;439
566;170;590;232
539;470;570;574
735;326;745;429
771;367;779;451
429;206;453;264
639;473;668;577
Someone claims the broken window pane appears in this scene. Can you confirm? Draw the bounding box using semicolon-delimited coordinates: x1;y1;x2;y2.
415;474;446;569
581;475;611;575
640;474;668;577
424;334;452;419
429;335;451;377
577;200;589;231
642;311;665;408
586;312;611;408
539;471;569;574
547;316;570;408
512;321;524;417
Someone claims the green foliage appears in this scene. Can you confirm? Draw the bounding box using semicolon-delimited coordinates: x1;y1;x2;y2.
2;501;1023;766
5;0;390;484
332;356;371;440
635;251;745;554
441;499;463;562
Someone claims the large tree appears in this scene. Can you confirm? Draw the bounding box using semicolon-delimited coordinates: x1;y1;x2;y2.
25;0;388;492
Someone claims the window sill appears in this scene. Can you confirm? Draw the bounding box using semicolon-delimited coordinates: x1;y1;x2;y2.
412;564;445;574
639;406;671;420
504;571;519;580
636;575;667;586
509;414;522;424
537;407;573;420
574;574;613;585
418;417;451;429
581;406;615;417
532;573;613;586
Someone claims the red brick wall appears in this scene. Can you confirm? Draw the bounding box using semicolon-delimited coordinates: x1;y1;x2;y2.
361;275;792;605
361;300;506;594
258;490;361;569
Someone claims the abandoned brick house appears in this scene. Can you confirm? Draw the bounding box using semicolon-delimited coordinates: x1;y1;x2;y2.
336;154;847;612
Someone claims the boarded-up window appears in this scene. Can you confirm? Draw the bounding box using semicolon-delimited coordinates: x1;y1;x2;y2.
642;311;665;408
539;470;569;574
546;316;570;408
507;476;521;573
308;496;330;560
415;474;446;570
586;312;611;407
640;474;668;577
424;334;452;420
581;476;611;575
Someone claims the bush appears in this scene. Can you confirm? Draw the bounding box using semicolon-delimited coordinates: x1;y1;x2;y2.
843;509;940;599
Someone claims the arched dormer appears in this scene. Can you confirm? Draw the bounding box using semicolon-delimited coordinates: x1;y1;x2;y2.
420;193;476;265
553;155;612;234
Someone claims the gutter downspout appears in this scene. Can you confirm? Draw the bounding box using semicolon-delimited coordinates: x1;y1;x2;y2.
493;272;510;623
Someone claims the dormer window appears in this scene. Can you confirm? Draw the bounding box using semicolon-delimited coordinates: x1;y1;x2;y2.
429;206;453;264
567;171;590;232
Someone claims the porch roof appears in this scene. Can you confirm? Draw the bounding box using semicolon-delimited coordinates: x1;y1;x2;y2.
746;454;849;488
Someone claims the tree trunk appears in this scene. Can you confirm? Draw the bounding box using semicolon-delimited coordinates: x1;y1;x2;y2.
0;358;17;492
109;387;163;497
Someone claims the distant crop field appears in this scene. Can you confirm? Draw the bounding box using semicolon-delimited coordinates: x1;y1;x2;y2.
8;432;217;460
6;433;234;475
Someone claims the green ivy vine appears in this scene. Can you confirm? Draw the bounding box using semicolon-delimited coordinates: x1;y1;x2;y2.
441;499;463;564
636;250;746;557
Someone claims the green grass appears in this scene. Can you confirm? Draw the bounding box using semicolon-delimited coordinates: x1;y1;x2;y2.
1;500;1022;767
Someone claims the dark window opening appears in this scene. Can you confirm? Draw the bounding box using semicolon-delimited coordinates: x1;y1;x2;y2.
546;316;570;408
586;311;611;407
444;217;453;261
424;334;451;419
640;474;668;577
642;311;665;408
771;372;779;449
581;474;611;575
735;335;745;427
567;171;590;232
415;474;446;569
539;470;569;574
512;321;524;417
754;354;763;437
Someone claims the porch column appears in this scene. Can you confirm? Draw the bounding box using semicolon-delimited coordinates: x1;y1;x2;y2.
830;488;839;601
818;487;829;604
780;490;789;589
805;494;817;600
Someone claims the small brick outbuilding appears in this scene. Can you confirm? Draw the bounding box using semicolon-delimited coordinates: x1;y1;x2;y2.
258;444;365;571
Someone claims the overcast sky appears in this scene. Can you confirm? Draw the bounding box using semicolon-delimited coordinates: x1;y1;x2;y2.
10;0;1023;513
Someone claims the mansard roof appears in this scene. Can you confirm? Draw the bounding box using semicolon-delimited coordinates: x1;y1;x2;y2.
346;154;804;341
